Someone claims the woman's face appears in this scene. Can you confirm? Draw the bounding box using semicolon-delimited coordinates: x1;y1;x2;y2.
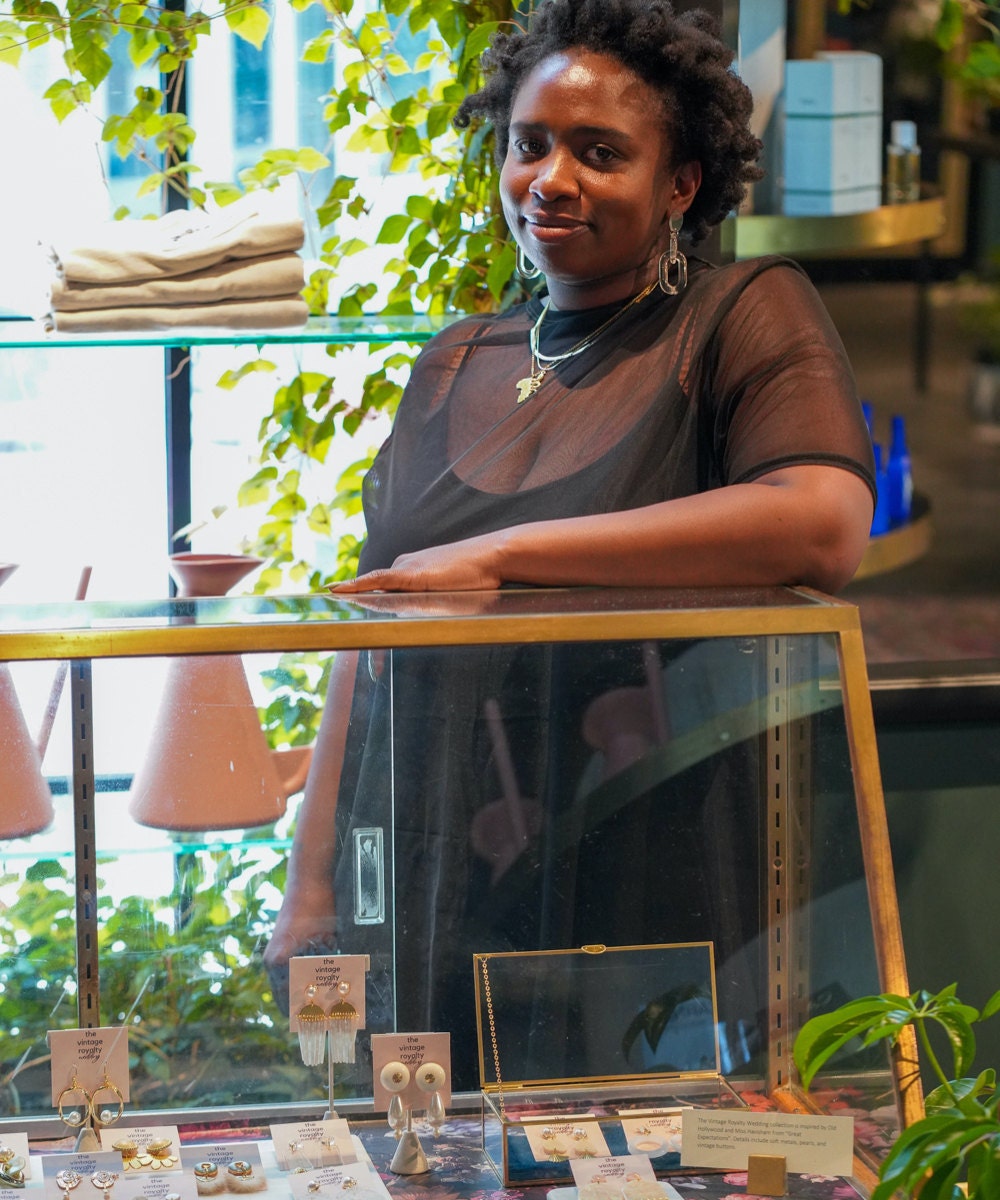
500;48;700;309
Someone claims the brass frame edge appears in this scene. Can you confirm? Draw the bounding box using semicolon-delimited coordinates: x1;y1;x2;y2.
0;596;862;661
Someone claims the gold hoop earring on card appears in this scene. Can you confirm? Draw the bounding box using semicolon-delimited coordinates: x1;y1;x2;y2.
57;1068;92;1130
90;1065;125;1127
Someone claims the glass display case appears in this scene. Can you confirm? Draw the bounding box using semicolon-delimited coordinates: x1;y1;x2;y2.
0;585;915;1197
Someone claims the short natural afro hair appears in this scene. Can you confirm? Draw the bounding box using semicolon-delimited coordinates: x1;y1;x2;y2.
454;0;763;244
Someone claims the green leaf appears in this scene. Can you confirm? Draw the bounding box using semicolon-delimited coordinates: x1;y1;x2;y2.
376;213;413;244
136;172;164;198
25;859;68;883
934;0;965;52
226;2;270;48
238;467;278;507
459;20;498;70
71;38;112;88
306;504;332;535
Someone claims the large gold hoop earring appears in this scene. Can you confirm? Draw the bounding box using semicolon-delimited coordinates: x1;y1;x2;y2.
658;213;688;296
89;1064;125;1127
57;1068;92;1130
515;244;540;280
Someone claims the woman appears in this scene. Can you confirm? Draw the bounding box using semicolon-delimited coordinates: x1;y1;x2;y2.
266;0;875;1087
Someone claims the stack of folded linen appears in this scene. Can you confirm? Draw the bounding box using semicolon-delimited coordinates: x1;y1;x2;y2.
44;199;309;333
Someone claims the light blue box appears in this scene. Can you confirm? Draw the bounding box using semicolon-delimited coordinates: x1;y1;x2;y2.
785;53;882;116
784;114;881;192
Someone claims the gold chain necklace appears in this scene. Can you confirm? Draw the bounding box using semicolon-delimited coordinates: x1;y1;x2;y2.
514;279;660;404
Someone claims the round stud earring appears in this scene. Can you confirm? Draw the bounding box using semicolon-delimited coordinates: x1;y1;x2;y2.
145;1139;177;1169
226;1161;264;1193
571;1127;590;1142
55;1171;83;1195
111;1140;140;1170
0;1159;25;1191
379;1061;410;1093
626;1132;668;1156
193;1162;224;1196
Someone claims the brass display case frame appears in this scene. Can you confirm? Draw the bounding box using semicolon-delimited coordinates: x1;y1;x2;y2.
0;585;920;1179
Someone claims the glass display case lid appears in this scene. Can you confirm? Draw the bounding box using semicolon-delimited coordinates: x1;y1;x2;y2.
474;943;721;1094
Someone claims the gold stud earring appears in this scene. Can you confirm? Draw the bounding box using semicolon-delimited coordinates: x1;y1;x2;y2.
111;1140;140;1170
55;1171;83;1195
146;1139;177;1169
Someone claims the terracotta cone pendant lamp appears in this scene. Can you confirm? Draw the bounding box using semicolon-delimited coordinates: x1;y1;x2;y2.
128;554;289;832
0;564;56;839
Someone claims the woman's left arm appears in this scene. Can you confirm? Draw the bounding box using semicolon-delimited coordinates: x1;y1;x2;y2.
331;461;873;596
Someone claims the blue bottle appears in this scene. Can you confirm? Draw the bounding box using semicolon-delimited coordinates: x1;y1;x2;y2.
887;414;913;525
861;400;875;442
870;443;891;536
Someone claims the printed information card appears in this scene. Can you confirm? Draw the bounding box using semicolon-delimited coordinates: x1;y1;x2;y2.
680;1109;854;1176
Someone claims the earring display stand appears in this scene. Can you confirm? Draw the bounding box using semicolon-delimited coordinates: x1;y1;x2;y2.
388;1109;428;1176
74;1119;101;1154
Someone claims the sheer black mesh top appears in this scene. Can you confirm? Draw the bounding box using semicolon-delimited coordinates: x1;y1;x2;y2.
359;255;875;572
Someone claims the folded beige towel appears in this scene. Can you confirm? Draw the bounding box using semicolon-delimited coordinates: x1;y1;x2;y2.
45;294;310;333
50;198;306;285
49;251;305;312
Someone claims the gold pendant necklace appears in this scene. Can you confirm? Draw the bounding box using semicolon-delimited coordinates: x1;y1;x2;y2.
515;368;547;404
515;280;659;404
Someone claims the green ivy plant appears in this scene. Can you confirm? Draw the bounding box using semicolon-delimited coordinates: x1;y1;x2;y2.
0;846;321;1116
795;984;1000;1200
0;0;528;589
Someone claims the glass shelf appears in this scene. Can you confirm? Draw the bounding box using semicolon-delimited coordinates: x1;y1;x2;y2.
0;312;454;349
734;195;946;259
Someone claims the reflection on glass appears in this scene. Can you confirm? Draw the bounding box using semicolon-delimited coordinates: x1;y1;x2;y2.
0;619;899;1175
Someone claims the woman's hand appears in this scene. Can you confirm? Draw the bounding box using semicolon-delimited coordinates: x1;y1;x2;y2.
263;875;338;1015
330;532;504;593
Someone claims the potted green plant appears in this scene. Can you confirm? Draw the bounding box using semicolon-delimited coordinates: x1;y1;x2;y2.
794;984;1000;1199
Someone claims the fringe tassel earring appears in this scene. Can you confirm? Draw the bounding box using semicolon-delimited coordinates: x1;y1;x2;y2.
327;980;359;1064
296;983;328;1066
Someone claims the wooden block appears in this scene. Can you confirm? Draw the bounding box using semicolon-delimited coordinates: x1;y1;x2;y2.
747;1154;787;1197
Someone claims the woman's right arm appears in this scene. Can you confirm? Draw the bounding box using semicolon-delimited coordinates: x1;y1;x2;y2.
263;650;360;969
